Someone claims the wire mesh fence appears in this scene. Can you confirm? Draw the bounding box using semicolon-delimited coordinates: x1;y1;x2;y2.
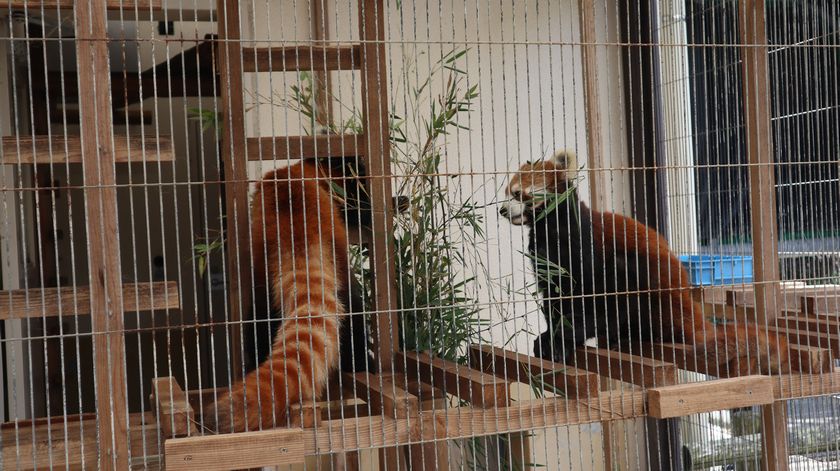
0;0;838;470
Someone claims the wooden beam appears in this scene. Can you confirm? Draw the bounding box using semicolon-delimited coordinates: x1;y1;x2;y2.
761;401;789;471
1;413;159;470
777;315;840;335
245;135;363;161
401;351;509;408
0;281;180;319
359;0;398;377
1;136;174;164
740;0;780;325
469;344;600;399
767;325;840;357
578;0;603;212
241;45;361;73
2;0;161;10
74;0;128;466
165;428;306;470
216;0;249;380
648;375;774;419
151;377;197;438
575;347;677;388
350;372;419;419
800;295;840;316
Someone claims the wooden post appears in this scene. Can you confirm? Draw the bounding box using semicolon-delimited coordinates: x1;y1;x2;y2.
73;0;128;467
216;0;249;380
739;1;788;470
358;0;398;376
359;1;399;469
739;0;780;324
578;0;603;212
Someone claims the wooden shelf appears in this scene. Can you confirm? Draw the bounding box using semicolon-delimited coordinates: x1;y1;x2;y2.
0;281;180;319
241;45;362;73
1;1;215;21
1;136;174;164
246;135;364;161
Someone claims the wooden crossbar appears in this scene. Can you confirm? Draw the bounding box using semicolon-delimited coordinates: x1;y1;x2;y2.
1;136;174;164
241;45;362;72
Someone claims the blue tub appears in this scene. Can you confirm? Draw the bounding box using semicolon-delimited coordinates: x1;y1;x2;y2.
678;255;754;286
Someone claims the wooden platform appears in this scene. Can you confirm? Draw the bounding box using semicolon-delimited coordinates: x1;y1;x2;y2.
3;283;839;470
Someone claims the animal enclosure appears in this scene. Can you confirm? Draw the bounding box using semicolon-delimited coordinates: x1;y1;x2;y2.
1;1;839;470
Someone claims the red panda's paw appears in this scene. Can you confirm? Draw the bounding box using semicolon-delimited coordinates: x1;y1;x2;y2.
202;387;280;434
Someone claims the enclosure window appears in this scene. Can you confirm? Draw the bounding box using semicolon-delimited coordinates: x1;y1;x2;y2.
682;0;839;250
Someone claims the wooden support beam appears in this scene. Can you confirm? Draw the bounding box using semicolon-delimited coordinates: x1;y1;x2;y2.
166;428;306;470
245;135;363;161
400;351;509;408
151;377;197;438
1;135;174;164
761;401;789;471
359;0;398;376
350;372;419;419
241;45;361;73
801;295;840;316
0;281;180;319
575;347;677;388
740;0;781;325
73;0;128;465
1;413;159;470
767;325;840;357
578;0;603;211
648;376;774;419
777;316;840;335
216;0;249;380
469;344;600;399
2;0;161;10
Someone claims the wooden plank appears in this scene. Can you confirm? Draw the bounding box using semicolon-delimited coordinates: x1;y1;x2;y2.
740;0;782;325
801;295;840;316
289;402;321;428
1;0;161;9
575;347;677;388
246;135;363;161
761;401;789;471
165;428;306;470
0;281;180;319
767;325;840;357
777;315;840;335
216;0;248;379
1;136;174;164
401;351;509;408
648;375;774;419
469;344;599;399
359;0;399;377
151;377;196;438
350;372;419;419
74;0;128;466
789;344;834;374
726;285;840;310
241;45;361;73
1;413;159;470
773;370;840;400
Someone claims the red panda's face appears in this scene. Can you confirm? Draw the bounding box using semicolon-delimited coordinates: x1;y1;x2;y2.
499;150;576;225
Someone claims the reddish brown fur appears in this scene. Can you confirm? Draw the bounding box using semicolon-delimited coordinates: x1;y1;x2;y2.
506;152;791;376
205;161;348;432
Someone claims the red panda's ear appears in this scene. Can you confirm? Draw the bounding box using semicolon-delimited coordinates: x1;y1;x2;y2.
550;149;576;170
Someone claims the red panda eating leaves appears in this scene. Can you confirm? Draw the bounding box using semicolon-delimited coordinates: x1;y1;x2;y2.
499;149;790;377
205;160;351;433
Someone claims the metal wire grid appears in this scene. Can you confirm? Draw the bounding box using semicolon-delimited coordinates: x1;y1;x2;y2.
0;0;837;470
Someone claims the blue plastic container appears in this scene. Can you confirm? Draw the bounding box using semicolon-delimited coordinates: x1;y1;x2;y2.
678;255;754;286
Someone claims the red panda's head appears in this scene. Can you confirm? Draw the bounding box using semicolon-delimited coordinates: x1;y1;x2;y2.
499;149;577;225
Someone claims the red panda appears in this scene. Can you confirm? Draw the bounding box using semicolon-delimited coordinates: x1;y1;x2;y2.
499;149;790;377
205;160;350;433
